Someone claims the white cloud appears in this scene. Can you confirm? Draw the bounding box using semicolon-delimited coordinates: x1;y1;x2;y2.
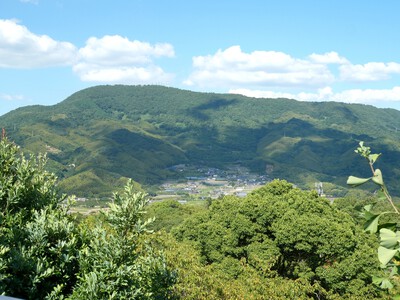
0;93;25;101
339;62;400;82
0;19;77;68
73;35;175;84
78;35;174;65
74;64;173;84
230;87;333;101
184;46;334;88
331;87;400;103
0;20;175;84
308;51;349;64
188;46;400;97
229;86;400;104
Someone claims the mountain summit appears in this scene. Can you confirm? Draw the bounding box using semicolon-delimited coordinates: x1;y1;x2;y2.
1;85;400;196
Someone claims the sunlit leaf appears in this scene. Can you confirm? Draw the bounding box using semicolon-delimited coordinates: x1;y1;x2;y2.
363;204;373;212
368;153;381;164
372;275;384;285
380;278;394;290
379;228;400;248
390;265;399;277
347;176;371;187
372;275;392;289
378;246;398;266
372;169;384;186
364;214;381;233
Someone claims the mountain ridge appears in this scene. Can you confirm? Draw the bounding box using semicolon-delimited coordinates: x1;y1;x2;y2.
1;84;400;197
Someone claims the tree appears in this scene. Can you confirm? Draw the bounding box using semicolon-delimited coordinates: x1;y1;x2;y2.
0;136;80;298
0;135;175;299
69;180;176;299
145;199;207;232
172;179;386;299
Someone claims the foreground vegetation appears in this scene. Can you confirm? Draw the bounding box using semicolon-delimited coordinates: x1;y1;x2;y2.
1;136;399;299
0;137;175;299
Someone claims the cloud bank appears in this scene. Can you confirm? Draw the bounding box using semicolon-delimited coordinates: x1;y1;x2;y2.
0;19;76;68
1;19;400;106
0;19;175;84
230;86;400;105
184;46;334;88
73;35;175;84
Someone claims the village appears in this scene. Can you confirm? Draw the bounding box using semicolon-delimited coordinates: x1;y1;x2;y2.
151;164;270;202
71;164;272;213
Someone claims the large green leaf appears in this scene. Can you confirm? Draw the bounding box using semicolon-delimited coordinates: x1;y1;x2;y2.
378;246;398;266
372;276;393;289
372;169;384;186
362;206;385;233
347;176;371;187
363;213;381;233
372;275;384;286
380;228;400;248
380;278;394;289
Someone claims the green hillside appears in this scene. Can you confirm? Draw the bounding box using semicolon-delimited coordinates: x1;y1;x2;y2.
1;85;400;197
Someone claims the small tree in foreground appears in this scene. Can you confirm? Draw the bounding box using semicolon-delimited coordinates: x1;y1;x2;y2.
0;136;80;298
0;135;175;299
348;142;400;295
69;180;176;299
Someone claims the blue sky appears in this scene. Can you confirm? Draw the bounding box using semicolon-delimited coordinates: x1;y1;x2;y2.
1;0;400;116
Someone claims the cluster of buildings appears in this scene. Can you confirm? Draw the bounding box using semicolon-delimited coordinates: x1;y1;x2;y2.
160;164;270;200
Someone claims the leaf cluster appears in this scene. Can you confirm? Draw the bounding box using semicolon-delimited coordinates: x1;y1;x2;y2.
172;179;384;299
0;137;175;299
348;142;400;294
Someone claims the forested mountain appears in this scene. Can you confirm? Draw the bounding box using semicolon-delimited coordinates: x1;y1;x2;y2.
1;85;400;197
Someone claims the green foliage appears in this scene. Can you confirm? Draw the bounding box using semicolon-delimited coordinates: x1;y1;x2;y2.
0;137;59;216
0;137;80;298
66;180;176;299
3;85;400;197
152;232;323;300
145;199;207;232
347;142;400;294
0;137;175;299
172;179;384;299
333;190;374;222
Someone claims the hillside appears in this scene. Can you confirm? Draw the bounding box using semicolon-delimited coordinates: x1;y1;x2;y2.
1;85;400;197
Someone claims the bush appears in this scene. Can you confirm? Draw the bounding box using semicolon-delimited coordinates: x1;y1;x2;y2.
0;136;175;299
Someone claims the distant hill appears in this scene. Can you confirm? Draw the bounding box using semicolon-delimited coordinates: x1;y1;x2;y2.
1;85;400;197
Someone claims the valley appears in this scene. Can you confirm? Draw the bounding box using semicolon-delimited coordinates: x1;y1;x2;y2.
71;164;270;214
2;85;400;198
